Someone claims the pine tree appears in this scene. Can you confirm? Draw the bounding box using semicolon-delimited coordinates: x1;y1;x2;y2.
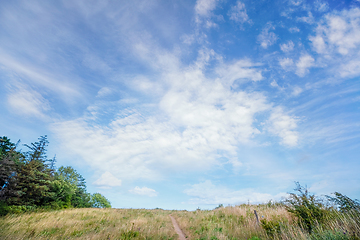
9;136;53;206
0;137;22;202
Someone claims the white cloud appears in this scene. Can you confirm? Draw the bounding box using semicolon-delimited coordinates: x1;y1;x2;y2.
228;1;250;25
258;23;278;48
267;107;298;147
7;84;50;119
279;57;294;70
297;11;315;24
271;80;280;88
314;0;329;12
307;7;360;79
292;86;303;96
339;59;360;78
0;50;80;102
93;172;122;188
205;20;218;28
96;87;113;98
310;35;327;54
129;186;158;197
184;180;286;205
289;27;300;33
215;59;263;84
310;8;360;56
52;43;298;181
296;54;315;77
280;41;295;52
195;0;218;17
181;34;195;45
289;0;303;6
126;76;164;96
194;0;220;27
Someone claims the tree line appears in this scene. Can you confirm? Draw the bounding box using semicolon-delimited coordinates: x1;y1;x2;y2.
0;135;111;215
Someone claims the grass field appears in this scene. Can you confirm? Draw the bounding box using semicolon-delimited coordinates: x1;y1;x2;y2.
0;204;359;239
0;208;177;240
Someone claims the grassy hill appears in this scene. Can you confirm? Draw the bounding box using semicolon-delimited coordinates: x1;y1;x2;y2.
0;208;176;240
0;204;359;239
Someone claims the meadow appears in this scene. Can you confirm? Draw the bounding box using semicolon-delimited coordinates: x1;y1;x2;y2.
0;202;359;240
0;208;177;239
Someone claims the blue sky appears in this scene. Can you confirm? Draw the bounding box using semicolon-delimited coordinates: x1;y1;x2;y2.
1;0;360;210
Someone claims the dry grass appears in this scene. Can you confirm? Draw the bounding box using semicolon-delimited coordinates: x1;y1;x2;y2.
173;204;296;240
172;204;360;240
0;208;177;240
0;205;359;240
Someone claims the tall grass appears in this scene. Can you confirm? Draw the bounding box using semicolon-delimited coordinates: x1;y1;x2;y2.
0;208;177;239
0;204;359;239
173;204;360;240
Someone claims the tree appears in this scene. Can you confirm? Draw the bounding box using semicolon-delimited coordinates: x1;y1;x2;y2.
91;193;111;208
52;166;91;208
1;135;111;212
23;136;49;163
0;137;22;202
0;136;15;157
8;136;53;206
0;150;19;201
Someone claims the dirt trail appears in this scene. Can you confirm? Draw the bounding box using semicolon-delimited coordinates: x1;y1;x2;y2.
170;215;187;240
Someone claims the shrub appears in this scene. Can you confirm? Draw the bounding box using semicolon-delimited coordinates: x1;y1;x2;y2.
0;200;9;216
285;182;327;233
261;219;281;238
6;205;36;214
327;192;360;215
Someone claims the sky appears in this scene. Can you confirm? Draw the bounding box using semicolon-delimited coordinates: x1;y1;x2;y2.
0;0;360;210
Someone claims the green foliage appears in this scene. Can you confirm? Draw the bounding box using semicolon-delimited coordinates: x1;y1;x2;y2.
91;193;111;208
214;204;224;209
260;219;281;238
121;230;140;239
285;182;327;233
0;135;110;215
11;157;53;206
0;200;9;216
0;136;16;157
23;135;50;163
51;166;92;208
0;150;19;201
310;230;358;240
0;137;23;202
327;192;360;213
248;237;261;240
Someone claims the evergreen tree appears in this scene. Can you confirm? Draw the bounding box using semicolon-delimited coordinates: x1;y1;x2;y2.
1;135;111;212
8;136;53;206
0;137;22;202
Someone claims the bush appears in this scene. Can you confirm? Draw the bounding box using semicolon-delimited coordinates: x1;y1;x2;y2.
327;192;360;215
0;200;9;216
285;182;327;233
6;205;36;214
261;219;281;238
